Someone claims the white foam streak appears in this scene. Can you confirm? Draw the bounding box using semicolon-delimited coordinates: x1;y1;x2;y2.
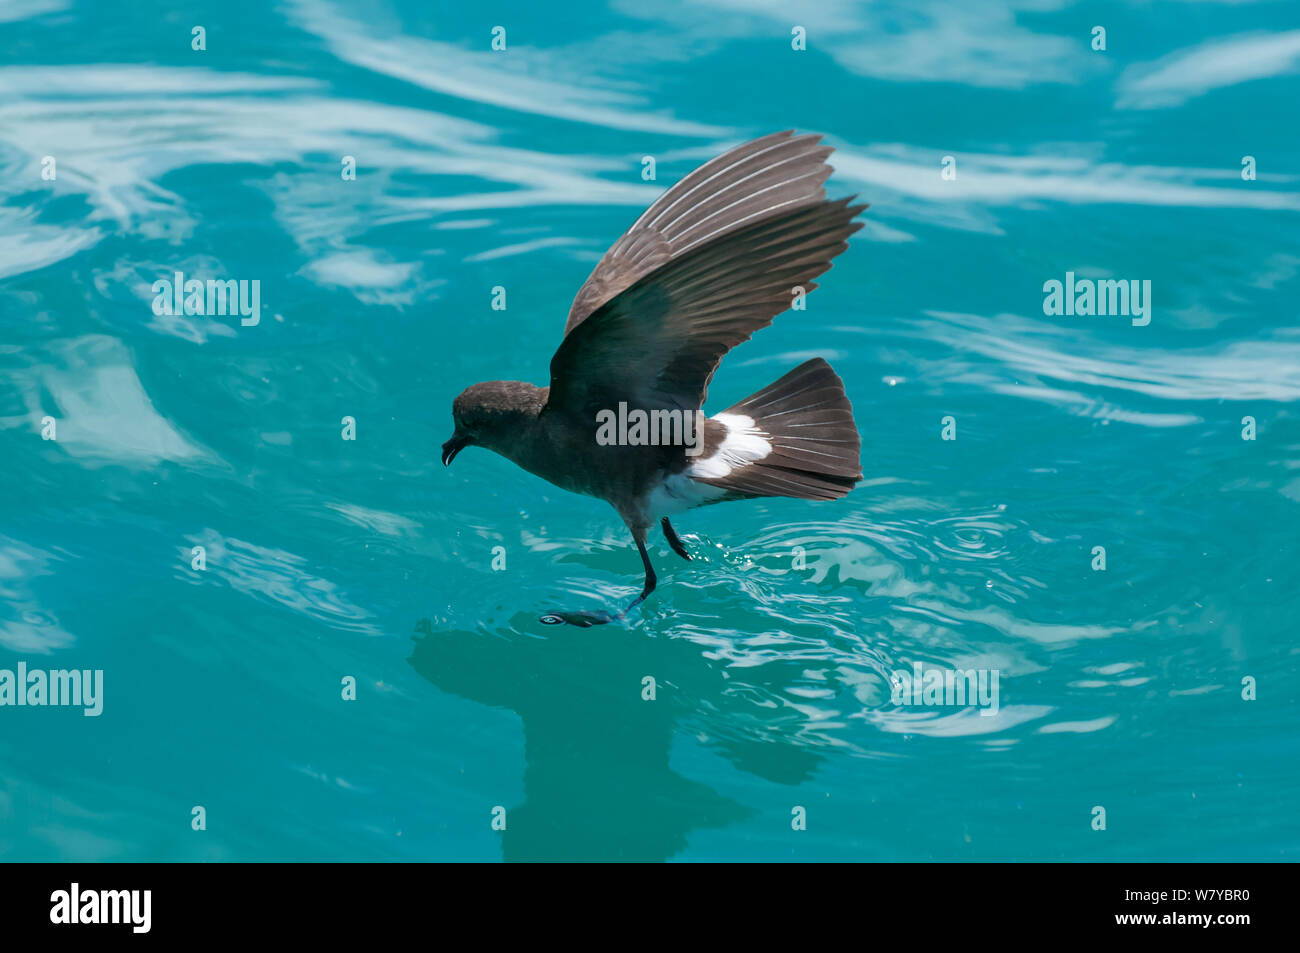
1119;31;1300;109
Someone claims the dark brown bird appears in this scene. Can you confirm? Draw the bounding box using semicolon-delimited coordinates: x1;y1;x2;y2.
442;130;866;626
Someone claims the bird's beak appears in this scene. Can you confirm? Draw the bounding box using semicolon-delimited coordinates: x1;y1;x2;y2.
441;432;470;466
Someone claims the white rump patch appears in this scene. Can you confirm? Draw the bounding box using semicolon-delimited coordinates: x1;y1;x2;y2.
688;412;772;479
643;413;773;520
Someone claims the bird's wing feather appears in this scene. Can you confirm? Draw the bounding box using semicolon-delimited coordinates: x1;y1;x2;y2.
563;130;837;337
546;196;864;419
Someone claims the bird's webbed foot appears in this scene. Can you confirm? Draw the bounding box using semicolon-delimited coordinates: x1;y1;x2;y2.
539;609;617;627
661;517;692;561
540;527;657;627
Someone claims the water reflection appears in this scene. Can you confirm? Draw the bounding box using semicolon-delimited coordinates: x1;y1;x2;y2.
409;613;825;861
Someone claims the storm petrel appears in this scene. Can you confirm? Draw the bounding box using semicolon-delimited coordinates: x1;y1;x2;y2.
443;130;865;626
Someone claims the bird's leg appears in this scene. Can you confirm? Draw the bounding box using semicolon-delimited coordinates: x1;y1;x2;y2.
661;517;691;561
627;532;658;611
541;525;657;627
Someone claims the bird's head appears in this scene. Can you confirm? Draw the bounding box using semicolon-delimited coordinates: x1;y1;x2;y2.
442;380;546;466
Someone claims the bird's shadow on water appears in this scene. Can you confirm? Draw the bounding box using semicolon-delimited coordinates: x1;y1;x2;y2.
408;612;826;862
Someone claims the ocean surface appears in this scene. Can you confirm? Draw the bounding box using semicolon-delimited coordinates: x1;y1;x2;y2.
1;0;1298;862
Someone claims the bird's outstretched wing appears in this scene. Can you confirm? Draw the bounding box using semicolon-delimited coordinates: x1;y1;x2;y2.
563;130;837;337
547;132;864;418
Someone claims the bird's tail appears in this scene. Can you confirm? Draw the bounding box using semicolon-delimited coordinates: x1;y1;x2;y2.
696;358;861;501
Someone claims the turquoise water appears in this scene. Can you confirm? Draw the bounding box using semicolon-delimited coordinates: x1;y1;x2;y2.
2;0;1298;862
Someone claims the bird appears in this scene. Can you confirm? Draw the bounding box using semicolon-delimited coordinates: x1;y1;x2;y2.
442;130;866;627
